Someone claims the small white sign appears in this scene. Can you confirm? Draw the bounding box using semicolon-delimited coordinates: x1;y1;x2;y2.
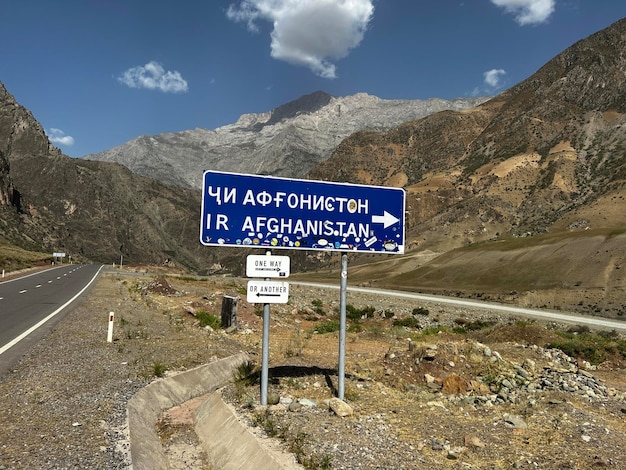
246;255;290;278
53;252;66;258
247;280;290;304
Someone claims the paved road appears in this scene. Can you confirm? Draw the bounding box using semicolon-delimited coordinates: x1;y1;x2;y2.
293;281;626;332
0;264;103;373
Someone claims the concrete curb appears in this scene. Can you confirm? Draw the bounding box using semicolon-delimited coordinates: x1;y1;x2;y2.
127;352;249;470
195;393;290;469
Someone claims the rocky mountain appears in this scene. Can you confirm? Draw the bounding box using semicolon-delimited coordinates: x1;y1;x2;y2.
302;17;626;316
0;82;225;271
310;17;626;251
85;92;488;189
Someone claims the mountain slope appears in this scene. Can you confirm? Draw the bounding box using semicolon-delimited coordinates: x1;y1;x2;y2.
0;82;220;270
302;18;626;317
309;17;626;251
85;91;488;189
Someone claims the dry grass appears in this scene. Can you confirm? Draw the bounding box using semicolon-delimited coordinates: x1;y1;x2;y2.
0;241;51;272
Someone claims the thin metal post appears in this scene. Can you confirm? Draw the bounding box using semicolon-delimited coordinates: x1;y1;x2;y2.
260;250;272;405
338;253;348;400
261;302;270;405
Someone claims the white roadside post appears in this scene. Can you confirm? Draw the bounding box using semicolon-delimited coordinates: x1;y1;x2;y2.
107;312;114;343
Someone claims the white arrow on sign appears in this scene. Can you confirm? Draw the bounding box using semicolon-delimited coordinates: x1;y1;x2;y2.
372;211;400;229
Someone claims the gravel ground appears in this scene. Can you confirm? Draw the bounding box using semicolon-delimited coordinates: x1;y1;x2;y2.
1;269;626;469
0;271;243;469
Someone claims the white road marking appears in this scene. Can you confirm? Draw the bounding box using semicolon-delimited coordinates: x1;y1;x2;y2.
0;266;104;356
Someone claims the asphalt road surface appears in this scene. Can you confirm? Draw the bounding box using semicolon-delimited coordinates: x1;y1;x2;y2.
0;264;103;375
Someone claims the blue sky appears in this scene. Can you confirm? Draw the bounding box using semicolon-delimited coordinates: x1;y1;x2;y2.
1;0;624;158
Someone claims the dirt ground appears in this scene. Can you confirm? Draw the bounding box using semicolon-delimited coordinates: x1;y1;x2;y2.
146;271;626;469
2;267;626;469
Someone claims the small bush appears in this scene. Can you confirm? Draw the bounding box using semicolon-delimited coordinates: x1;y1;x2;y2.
234;360;257;386
152;360;168;377
196;309;221;329
252;409;280;437
412;307;430;316
290;432;333;469
345;304;375;320
548;330;626;365
393;317;421;329
311;299;326;315
314;320;340;334
453;318;496;331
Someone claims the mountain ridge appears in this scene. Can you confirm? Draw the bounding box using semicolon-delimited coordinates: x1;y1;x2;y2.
85;91;489;189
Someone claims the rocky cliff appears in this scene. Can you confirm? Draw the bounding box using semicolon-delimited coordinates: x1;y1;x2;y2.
0;82;221;270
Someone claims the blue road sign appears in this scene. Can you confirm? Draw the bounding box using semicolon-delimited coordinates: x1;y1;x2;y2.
200;171;405;254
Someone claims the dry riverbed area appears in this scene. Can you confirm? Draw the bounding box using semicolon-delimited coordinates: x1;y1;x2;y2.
1;268;626;469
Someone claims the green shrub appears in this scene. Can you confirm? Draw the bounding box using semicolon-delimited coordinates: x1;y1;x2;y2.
453;318;496;331
196;309;221;329
345;304;375;320
311;299;326;315
152;360;167;377
548;330;626;365
314;320;340;334
393;317;421;329
234;360;258;386
412;307;430;316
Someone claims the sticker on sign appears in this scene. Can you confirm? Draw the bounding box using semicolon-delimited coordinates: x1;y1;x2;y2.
200;171;405;253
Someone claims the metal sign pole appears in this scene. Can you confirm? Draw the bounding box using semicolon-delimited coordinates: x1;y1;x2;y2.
338;252;348;400
261;301;270;405
260;250;271;405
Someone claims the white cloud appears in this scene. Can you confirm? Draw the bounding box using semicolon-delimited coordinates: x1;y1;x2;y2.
47;128;75;146
227;0;374;79
490;0;555;25
483;69;507;89
117;61;189;93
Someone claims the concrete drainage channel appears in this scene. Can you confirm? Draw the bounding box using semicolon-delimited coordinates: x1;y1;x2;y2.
127;352;299;469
